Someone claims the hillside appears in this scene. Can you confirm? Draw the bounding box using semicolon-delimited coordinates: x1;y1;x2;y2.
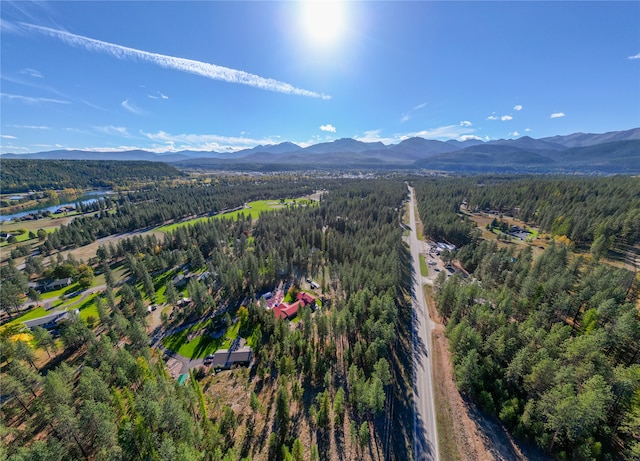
2;128;640;174
0;159;183;193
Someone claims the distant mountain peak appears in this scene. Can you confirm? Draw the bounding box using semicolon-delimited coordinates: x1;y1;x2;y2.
3;128;638;174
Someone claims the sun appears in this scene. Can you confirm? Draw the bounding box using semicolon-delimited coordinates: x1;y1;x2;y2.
302;1;346;46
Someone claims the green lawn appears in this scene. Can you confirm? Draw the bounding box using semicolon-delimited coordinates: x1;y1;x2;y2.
0;226;58;247
156;198;314;233
6;306;49;326
419;255;429;277
39;283;82;301
157;216;214;233
0;232;32;247
77;294;100;321
8;290;100;327
162;320;241;359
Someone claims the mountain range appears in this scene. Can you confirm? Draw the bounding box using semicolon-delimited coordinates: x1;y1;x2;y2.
3;128;639;174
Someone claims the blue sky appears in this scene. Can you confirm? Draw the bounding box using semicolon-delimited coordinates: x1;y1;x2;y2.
1;1;639;154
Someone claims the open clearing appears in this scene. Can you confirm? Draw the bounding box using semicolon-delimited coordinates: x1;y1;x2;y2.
157;198;315;233
162;320;240;359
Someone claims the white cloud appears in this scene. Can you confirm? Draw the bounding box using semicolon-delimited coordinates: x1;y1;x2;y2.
121;99;145;115
501;115;513;121
514;104;523;111
525;128;531;132
10;124;50;129
401;102;428;123
1;93;69;104
460;120;472;127
148;91;169;100
1;134;17;139
460;135;483;141
19;22;330;99
65;127;91;135
319;124;336;133
140;130;280;152
628;52;640;60
487;113;499;121
550;112;566;118
19;68;43;78
354;129;397;144
80;99;106;111
0;145;30;154
400;124;475;141
509;131;520;137
94;125;131;137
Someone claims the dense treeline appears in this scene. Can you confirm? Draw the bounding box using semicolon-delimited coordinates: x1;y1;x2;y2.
414;178;479;247
40;177;328;252
436;243;640;459
1;160;184;193
2;178;414;460
417;175;640;459
466;175;640;247
415;175;640;251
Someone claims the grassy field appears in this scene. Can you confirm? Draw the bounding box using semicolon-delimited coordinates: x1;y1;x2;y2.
77;294;100;321
162;321;241;359
419;254;429;277
7;280;102;327
157;198;313;233
6;306;50;326
414;204;424;241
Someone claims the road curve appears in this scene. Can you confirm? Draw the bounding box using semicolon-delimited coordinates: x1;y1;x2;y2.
408;186;440;461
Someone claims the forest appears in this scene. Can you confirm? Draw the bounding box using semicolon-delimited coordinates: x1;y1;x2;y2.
38;176;330;252
0;160;183;193
2;170;639;460
1;177;414;461
414;175;640;460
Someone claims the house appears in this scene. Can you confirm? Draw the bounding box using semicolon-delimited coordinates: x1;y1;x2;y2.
207;346;253;369
44;278;72;292
273;292;317;320
296;291;316;306
28;281;44;292
54;205;75;214
23;309;79;332
274;300;301;320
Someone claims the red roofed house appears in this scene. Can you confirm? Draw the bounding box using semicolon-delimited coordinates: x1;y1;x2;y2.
273;292;316;320
296;292;316;306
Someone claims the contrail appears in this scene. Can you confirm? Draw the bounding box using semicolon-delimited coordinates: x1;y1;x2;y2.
19;22;331;100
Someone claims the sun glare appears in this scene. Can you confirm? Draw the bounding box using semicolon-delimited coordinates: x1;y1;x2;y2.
302;1;346;46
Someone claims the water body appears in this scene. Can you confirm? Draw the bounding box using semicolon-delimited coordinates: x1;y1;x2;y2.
0;190;111;222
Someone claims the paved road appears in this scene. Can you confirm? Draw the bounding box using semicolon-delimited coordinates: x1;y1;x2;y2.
408;186;440;461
